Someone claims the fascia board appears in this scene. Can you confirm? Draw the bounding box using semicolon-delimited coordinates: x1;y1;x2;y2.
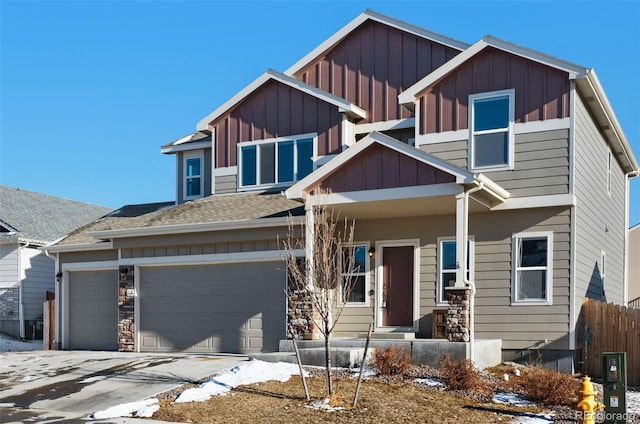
0;219;19;233
285;10;468;77
161;140;212;154
399;36;589;106
577;70;639;173
473;173;510;201
43;241;114;253
196;70;365;132
286;131;474;199
87;216;304;239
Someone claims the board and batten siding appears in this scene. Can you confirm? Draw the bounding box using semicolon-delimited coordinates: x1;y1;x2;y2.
120;238;282;259
212;79;343;168
59;250;119;266
293;20;461;124
573;94;626;308
334;208;571;350
417;47;570;135
20;247;54;321
420;128;570;197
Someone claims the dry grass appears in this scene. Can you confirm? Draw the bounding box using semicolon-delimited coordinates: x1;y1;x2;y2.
153;369;543;424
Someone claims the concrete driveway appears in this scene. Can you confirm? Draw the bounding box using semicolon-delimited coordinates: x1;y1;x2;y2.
0;350;247;423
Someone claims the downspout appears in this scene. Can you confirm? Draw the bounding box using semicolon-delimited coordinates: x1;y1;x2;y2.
462;180;484;364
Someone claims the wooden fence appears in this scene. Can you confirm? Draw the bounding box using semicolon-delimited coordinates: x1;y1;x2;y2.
579;298;640;386
43;291;55;350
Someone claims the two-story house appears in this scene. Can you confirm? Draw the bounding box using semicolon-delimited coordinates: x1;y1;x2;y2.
46;10;638;371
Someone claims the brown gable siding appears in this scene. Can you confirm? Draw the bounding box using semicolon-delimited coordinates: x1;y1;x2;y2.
212;80;343;168
419;47;570;135
314;143;455;193
293;20;460;124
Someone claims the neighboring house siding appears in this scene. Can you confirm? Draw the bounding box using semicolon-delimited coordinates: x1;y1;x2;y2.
177;149;212;204
629;226;640;302
20;247;54;323
293;20;460;124
215;174;237;194
0;243;20;336
420;128;570;197
337;208;571;350
574;94;626;306
0;243;19;288
213;79;343;167
418;47;570;135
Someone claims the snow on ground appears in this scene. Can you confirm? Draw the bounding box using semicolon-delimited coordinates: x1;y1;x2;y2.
493;392;534;407
0;333;42;353
415;377;445;387
91;399;159;420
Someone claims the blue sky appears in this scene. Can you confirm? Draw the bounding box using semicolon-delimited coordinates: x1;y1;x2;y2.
1;1;639;225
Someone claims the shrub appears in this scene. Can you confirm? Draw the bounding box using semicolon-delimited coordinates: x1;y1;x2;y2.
438;354;491;396
371;345;411;375
516;366;579;406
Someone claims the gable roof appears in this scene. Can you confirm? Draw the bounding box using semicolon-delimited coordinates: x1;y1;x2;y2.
196;69;366;131
284;9;469;77
397;36;638;174
161;130;212;154
285;131;509;202
0;185;113;245
50;192;304;248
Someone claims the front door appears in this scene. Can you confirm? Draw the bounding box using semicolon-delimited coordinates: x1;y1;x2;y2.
381;246;414;326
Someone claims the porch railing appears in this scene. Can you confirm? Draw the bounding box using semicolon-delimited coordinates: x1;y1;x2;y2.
629;296;640;309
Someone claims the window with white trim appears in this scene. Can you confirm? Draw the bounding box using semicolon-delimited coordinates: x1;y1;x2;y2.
512;232;553;303
340;244;368;305
184;152;203;199
438;238;473;304
239;135;315;188
469;89;515;171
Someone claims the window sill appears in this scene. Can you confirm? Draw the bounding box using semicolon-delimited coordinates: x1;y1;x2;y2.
237;182;294;192
470;164;513;172
510;300;552;306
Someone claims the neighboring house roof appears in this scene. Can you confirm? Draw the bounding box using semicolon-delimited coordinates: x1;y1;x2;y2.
0;185;113;245
398;36;638;174
196;69;367;131
284;9;469;76
52;192;304;248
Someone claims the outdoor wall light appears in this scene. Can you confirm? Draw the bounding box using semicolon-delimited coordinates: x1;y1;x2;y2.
368;247;375;257
55;272;62;283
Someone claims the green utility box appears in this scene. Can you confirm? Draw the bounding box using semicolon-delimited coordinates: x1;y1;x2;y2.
602;352;627;424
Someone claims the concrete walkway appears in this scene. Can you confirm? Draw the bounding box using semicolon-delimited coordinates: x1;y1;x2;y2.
0;350;247;423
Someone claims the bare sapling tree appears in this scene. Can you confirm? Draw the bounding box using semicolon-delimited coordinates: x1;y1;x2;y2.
283;196;358;398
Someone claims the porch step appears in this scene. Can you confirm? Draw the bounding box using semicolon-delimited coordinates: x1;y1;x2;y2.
358;332;416;340
250;346;371;368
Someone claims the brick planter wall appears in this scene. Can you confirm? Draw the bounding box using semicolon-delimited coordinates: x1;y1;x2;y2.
446;287;471;342
118;266;135;352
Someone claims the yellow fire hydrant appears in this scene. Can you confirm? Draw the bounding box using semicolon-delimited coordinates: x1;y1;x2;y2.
575;376;604;424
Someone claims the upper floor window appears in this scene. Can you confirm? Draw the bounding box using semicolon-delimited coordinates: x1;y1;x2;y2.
512;232;553;304
340;243;369;306
184;152;203;200
469;89;515;171
438;238;473;304
239;134;315;188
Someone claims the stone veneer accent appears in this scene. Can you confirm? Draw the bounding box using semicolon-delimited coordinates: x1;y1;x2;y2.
118;265;135;352
287;288;320;340
0;286;19;321
446;287;471;342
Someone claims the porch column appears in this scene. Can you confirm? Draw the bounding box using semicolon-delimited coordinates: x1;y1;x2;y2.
118;265;135;352
454;192;466;287
305;200;314;290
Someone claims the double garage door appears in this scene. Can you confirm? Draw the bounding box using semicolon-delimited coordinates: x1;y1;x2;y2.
67;262;286;353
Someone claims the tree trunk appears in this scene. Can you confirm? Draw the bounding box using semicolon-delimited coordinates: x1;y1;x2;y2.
324;319;333;396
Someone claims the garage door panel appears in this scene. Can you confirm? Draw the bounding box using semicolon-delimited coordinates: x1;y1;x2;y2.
68;270;118;351
140;262;285;354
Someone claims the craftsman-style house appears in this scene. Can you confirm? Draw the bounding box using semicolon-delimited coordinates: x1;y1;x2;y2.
45;11;638;371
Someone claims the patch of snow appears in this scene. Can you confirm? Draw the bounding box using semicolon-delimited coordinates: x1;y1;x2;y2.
175;360;304;403
305;398;344;412
0;333;42;353
133;362;151;369
91;399;159;419
415;377;444;387
509;413;553;423
349;366;376;378
18;375;40;382
493;392;534;407
80;376;107;384
0;403;16;407
627;391;640;414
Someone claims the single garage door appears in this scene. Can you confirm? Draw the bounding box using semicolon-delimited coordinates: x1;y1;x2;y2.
68;270;118;350
139;262;285;353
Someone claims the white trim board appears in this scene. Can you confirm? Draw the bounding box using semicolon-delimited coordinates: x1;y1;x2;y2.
122;249;304;267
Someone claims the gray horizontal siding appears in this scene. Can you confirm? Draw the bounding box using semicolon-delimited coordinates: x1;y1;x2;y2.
215;174;237;194
0;243;19;288
420;129;570;198
338;207;571;350
21;247;54;320
573;94;626;311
